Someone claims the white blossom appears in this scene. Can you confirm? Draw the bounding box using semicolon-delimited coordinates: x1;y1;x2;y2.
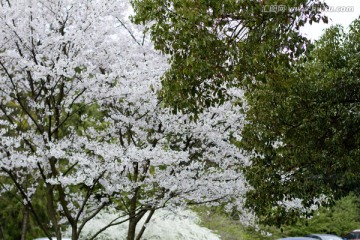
0;0;250;238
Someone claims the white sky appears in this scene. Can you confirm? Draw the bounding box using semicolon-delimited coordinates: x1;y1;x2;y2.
300;0;360;40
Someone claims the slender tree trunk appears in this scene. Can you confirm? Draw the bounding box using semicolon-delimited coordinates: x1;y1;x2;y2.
46;185;61;240
127;193;139;240
128;162;140;240
127;217;137;240
0;225;6;240
71;226;78;240
20;205;29;240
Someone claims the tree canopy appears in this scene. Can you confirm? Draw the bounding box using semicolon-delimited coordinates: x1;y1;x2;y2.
242;19;360;226
131;0;328;115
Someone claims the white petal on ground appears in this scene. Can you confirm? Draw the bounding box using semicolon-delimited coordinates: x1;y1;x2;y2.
67;208;221;240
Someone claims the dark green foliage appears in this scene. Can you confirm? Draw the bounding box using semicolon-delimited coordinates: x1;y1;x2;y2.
131;0;327;116
0;191;24;239
242;18;360;225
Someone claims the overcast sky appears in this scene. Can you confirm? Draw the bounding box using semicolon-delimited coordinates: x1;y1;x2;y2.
300;0;360;40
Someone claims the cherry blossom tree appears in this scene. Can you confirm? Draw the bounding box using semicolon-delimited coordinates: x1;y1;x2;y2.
0;0;248;239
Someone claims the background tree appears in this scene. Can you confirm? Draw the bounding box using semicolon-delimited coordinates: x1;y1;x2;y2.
241;19;360;226
131;0;328;116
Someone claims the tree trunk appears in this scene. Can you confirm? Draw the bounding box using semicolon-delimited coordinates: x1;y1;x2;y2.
71;226;78;240
127;217;137;240
128;163;140;240
46;185;61;240
0;225;6;240
20;205;29;240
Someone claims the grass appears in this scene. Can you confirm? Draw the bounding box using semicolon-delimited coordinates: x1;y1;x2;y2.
193;206;271;240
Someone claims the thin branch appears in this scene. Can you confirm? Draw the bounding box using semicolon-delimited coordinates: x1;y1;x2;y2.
76;171;106;223
116;17;142;46
135;209;155;240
